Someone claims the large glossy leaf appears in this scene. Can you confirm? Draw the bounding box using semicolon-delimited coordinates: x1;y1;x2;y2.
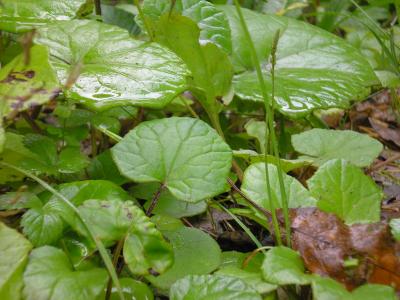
35;20;189;110
21;180;131;246
241;163;316;213
292;129;383;167
23;246;108;300
170;275;262;300
112;117;232;202
311;276;397;300
262;246;311;285
72;199;173;275
0;45;60;119
220;5;377;117
308;159;383;225
147;227;221;290
0;0;87;33
141;0;232;53
153;14;233;117
0;223;32;300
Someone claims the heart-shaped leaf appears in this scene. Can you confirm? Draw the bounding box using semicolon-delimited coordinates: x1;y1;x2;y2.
308;159;383;225
292;129;383;167
220;5;377;117
35;20;189;110
170;275;262;300
22;180;132;246
147;227;221;290
311;276;397;300
0;0;87;33
112;117;232;202
74;199;173;275
141;0;232;53
0;45;60;119
23;246;108;300
241;163;316;213
0;222;32;300
262;246;311;285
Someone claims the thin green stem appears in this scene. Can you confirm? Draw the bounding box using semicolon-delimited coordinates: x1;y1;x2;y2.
134;0;154;41
0;162;125;300
233;0;282;245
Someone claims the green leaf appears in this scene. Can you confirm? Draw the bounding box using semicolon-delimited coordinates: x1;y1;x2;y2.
311;276;397;300
112;117;232;202
292;129;383;167
0;45;60;118
308;159;383;225
170;275;262;300
23;246;108;300
233;149;312;172
0;191;42;210
87;150;128;185
262;246;310;285
22;180;132;246
35;20;189;110
241;162;316;213
106;278;154;300
142;0;232;53
72;199;173;275
244;119;267;153
0;222;32;300
22;134;89;175
220;5;377;117
152;14;233;118
0;0;87;33
102;4;141;35
389;218;400;241
147;227;221;290
132;183;207;218
0;133;37;183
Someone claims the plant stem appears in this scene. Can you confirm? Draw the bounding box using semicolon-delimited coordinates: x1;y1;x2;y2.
105;238;125;300
0;162;125;300
134;0;154;41
269;31;291;247
233;0;282;246
94;0;102;15
21;111;43;134
146;183;165;216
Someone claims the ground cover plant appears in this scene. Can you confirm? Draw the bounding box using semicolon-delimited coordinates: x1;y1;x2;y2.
1;0;400;299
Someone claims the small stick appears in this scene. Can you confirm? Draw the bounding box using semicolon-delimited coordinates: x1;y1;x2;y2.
146;183;165;216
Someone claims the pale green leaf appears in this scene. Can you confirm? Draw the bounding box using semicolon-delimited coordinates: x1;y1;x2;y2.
262;246;311;285
147;227;221;290
142;0;232;53
0;0;87;33
241;163;316;213
389;218;400;241
244;119;267;153
292;129;383;167
170;275;262;300
35;20;189;110
111;117;232;202
23;246;108;300
0;222;32;300
308;159;383;225
220;5;377;117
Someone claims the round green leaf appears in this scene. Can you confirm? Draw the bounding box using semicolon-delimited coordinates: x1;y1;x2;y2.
35;20;189;110
0;222;32;300
142;0;231;53
23;246;108;300
220;5;377;117
308;159;383;225
241;163;316;213
0;0;87;33
147;227;221;290
112;117;232;202
292;129;383;167
170;275;262;300
262;246;310;285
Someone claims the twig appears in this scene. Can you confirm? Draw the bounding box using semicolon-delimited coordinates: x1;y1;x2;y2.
146;183;165;216
369;153;400;172
21;111;43;134
105;238;125;300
